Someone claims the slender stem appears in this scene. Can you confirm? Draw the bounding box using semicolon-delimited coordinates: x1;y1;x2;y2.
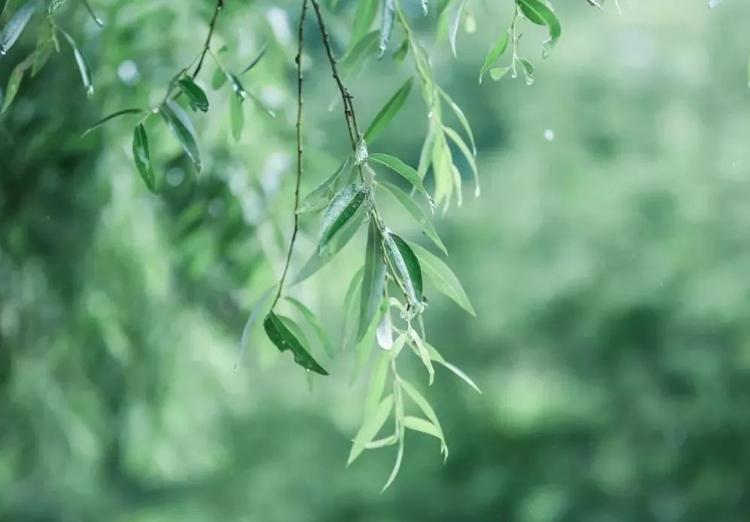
309;0;363;152
272;0;309;308
192;0;224;79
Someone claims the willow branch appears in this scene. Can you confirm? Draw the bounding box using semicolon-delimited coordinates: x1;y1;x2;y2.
272;0;309;308
309;0;363;152
192;0;224;79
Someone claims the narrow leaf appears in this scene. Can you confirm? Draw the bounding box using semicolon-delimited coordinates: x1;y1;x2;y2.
449;0;468;58
517;0;561;55
378;0;395;58
237;285;278;367
350;0;379;49
178;77;209;112
241;43;267;74
364;77;413;144
369;153;428;198
359;220;386;340
479;31;509;83
384;232;423;306
348;394;394;465
159;99;201;171
426;342;481;393
285;296;335;357
378;180;447;255
319;183;368;252
297;157;352;215
82;108;144;137
61;31;94;96
263;311;329;375
381;436;404;492
80;0;104;27
0;0;37;56
132;124;156;193
408;241;475;316
403;416;442;440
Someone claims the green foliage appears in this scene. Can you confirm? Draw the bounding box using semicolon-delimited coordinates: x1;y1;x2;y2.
3;0;750;515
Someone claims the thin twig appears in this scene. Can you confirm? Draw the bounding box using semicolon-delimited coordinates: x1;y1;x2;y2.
309;0;362;151
272;0;309;308
192;0;224;79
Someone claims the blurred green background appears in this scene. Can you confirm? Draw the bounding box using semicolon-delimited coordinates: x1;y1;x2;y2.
2;0;750;520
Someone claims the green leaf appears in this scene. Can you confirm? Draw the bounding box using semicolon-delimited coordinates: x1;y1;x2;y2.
82;108;145;137
426;342;481;393
479;31;509;84
159;99;201;172
364;352;390;417
490;65;511;81
378;180;447;255
297;157;352;215
378;0;395;58
442;125;479;198
0;1;37;56
409;328;435;385
340;267;364;349
178;77;209;112
369;153;428;198
293;204;365;285
319;183;368;252
516;0;562;56
350;0;379;49
399;379;446;452
263;311;328;375
230;91;244;141
1;58;28;113
60;31;94;96
80;0;104;27
285;297;335;357
384;232;423;307
211;66;227;89
132;124;156;193
245;90;276;119
359;220;386;340
407;241;476;316
364;77;413;144
403;416;442;440
381;435;404;492
438;86;477;156
348;394;393;465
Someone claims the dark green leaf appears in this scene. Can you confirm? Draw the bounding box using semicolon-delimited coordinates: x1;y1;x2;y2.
364;77;413;144
479;31;509;83
517;0;561;55
132;124;156;193
0;1;37;56
263;311;328;375
178;77;209;112
319;183;368;252
385;232;422;306
407;241;475;316
82;108;144;137
230;92;244;141
159;99;201;171
369;153;428;198
358;220;386;340
378;180;447;254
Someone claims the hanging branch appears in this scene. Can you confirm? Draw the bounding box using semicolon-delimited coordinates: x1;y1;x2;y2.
271;0;309;308
309;0;363;155
192;0;225;79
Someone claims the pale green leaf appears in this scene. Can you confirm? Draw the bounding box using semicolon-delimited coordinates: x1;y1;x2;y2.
369;153;429;198
348;394;394;465
407;241;476;316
